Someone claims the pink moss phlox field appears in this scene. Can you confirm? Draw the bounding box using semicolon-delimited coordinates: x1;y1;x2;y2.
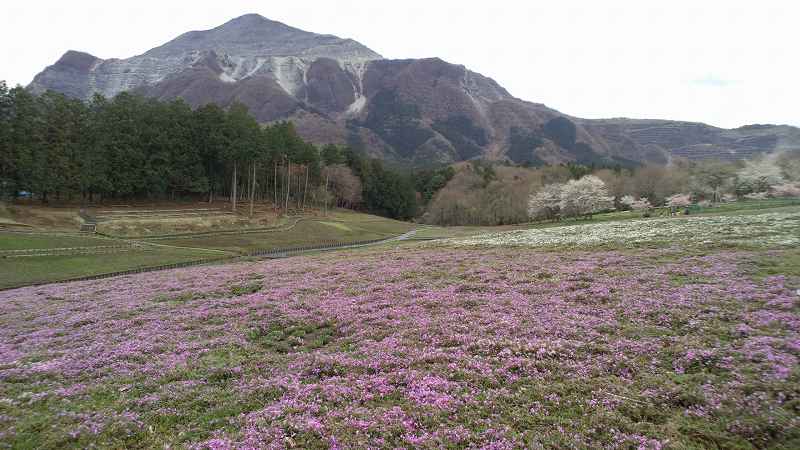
1;246;798;448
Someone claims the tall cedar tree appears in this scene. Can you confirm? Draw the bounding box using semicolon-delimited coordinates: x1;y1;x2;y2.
0;85;419;220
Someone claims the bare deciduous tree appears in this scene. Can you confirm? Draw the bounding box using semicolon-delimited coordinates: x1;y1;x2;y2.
323;165;362;209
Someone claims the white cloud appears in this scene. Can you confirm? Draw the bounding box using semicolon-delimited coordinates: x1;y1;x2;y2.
1;0;798;128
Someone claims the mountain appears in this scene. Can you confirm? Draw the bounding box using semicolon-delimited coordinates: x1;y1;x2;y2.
28;14;800;167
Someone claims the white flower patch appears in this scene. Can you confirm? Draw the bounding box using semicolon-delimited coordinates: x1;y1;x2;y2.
446;211;800;249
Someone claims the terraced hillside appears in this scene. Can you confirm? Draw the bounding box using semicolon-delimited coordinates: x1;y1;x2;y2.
0;206;415;289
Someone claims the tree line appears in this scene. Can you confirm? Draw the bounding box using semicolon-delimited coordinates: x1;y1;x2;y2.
423;153;800;226
6;80;794;225
0;82;417;219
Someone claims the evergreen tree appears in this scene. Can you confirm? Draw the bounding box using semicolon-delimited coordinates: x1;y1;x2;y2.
0;81;13;196
37;91;87;200
321;143;345;165
7;87;44;199
0;83;419;219
194;103;228;201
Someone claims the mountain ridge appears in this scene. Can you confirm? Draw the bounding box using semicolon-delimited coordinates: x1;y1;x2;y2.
28;13;800;167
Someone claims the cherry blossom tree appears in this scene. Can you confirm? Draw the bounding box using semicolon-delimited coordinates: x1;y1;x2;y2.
771;183;800;198
527;183;563;221
736;155;785;195
666;193;692;207
558;175;614;219
620;195;652;211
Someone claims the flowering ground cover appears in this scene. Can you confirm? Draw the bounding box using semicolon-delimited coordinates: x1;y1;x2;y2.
1;232;799;448
446;210;800;250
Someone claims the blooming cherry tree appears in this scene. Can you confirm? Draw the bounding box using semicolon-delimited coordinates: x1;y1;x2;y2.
620;195;652;211
744;192;769;200
558;175;614;218
737;155;785;194
771;183;800;198
528;183;563;220
667;193;692;207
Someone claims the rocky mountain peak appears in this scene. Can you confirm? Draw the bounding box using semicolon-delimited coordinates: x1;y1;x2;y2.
55;50;101;70
143;13;382;61
29;14;383;103
27;15;800;167
226;12;277;25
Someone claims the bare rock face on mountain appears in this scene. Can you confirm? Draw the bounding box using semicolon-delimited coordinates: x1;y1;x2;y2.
29;14;380;101
29;14;800;167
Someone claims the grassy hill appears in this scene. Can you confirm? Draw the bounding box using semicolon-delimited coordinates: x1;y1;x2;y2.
0;205;415;289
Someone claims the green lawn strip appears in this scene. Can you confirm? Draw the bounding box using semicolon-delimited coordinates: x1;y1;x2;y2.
146;220;406;254
342;220;415;236
95;209;412;240
0;211;416;288
0;247;222;289
0;233;116;251
696;199;800;214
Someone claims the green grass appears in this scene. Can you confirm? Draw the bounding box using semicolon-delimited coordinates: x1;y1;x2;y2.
94;207;415;239
745;248;800;286
0;210;415;289
317;221;352;231
95;213;288;238
697;198;800;212
4;201;791;290
0;233;114;251
0;247;222;289
247;320;338;353
146;215;415;254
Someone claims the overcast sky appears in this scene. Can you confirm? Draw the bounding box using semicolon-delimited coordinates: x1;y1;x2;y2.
2;0;798;128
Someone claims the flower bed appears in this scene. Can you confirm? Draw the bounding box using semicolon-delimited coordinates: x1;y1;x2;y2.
1;245;798;448
446;211;800;249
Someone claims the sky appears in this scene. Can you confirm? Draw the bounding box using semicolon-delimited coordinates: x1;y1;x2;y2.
2;0;798;128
